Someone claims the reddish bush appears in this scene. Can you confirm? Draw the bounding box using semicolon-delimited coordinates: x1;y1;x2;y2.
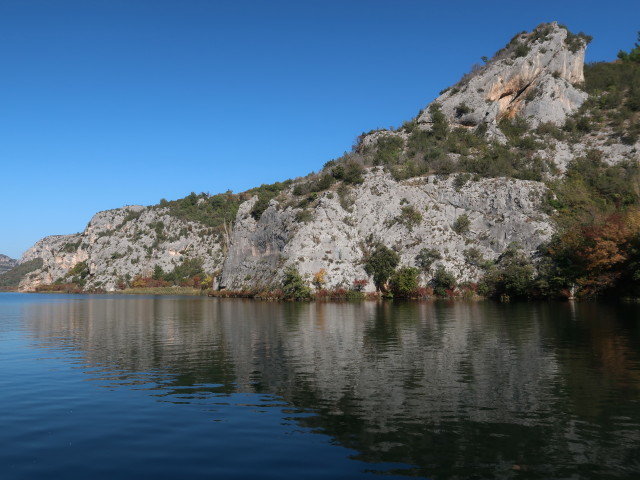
413;286;434;298
352;279;368;291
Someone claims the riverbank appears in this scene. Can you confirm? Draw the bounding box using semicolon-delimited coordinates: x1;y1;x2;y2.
117;287;205;296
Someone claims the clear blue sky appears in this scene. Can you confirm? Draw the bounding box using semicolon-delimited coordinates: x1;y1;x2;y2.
1;0;637;259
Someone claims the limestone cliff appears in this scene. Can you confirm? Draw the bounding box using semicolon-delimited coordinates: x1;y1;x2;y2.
221;170;551;291
418;23;588;133
19;205;225;291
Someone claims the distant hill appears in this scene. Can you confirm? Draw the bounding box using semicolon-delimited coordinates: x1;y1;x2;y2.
0;254;18;274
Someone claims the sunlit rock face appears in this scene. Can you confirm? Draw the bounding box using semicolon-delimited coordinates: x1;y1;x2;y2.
221;169;551;291
417;22;588;133
19;205;225;292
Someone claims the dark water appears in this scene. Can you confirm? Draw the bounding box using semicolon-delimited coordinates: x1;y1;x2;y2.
1;294;639;479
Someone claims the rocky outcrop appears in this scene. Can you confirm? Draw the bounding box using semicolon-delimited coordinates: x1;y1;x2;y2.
221;169;551;291
18;234;86;291
417;23;588;133
0;254;19;274
19;205;225;291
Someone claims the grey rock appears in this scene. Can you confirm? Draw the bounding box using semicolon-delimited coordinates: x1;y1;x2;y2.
417;23;587;131
221;169;551;291
19;205;225;292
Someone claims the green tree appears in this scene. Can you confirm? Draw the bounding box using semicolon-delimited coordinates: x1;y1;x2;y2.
432;266;456;297
429;103;449;141
617;32;640;63
479;243;534;299
331;161;365;185
152;264;165;281
364;245;400;291
389;267;419;297
281;266;312;300
415;248;441;273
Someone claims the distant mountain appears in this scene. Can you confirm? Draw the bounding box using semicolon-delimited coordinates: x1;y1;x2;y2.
0;254;18;275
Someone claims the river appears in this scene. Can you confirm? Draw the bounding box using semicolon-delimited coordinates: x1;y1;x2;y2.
1;293;639;479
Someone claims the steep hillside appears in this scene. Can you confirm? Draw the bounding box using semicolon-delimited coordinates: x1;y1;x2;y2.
15;23;640;298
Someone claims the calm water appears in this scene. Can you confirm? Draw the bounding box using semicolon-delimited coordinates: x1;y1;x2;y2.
1;294;639;479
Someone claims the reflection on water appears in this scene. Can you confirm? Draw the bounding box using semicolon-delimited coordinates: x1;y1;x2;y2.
5;294;640;479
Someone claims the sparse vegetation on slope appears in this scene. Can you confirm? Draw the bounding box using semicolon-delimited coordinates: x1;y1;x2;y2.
159;190;241;234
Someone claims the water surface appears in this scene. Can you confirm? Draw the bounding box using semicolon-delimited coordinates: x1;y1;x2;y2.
1;293;639;479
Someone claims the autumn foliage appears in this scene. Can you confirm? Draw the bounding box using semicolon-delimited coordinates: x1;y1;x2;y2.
548;208;640;296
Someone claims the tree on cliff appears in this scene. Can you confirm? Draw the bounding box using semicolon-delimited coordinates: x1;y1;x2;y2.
617;32;640;63
364;245;400;292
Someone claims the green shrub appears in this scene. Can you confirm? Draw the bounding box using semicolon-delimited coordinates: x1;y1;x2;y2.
296;209;313;222
250;193;272;220
61;241;81;253
616;32;640;63
390;205;423;231
535;122;565;140
332;161;365;185
164;258;204;284
281;266;311;300
452;214;471;235
373;136;404;165
530;23;553;43
337;184;354;212
453;173;471;190
152;264;165;281
389;267;419;297
478;243;534;299
432;266;456;297
561;28;592;53
345;289;365;300
463;248;486;267
455;102;471;117
388;160;429;181
65;260;90;287
429;103;449;141
513;42;530;58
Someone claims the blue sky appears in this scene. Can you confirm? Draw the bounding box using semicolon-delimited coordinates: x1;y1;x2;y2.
1;0;638;259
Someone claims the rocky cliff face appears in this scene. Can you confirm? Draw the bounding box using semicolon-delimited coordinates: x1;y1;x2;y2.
221;169;551;291
418;23;588;134
0;254;19;274
19;205;225;291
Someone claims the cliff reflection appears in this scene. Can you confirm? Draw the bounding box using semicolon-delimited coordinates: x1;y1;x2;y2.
23;296;640;478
